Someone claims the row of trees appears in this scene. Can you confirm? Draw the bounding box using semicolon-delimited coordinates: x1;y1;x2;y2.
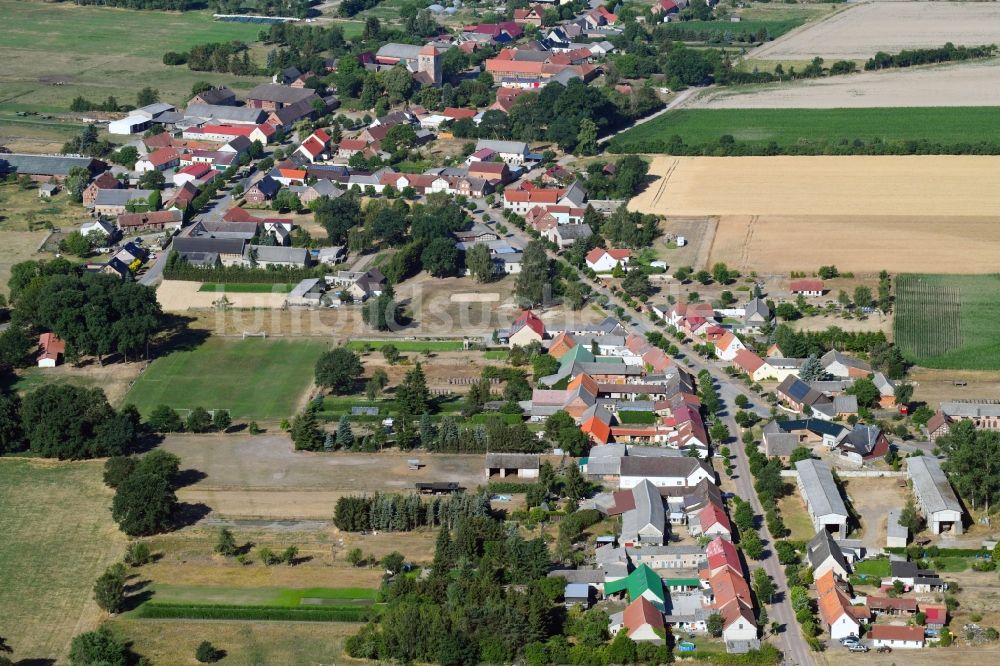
332;491;492;532
164;41;256;75
866;43;997;71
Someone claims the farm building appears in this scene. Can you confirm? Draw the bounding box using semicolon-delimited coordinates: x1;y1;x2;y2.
619;479;667;547
108;114;151;135
564;583;593;608
617;457;714;490
906;456;963;535
485;452;539;479
795;459;848;539
789;279;825;296
869;624;925;649
886;509;908;548
806;529;850;579
0;154;106;181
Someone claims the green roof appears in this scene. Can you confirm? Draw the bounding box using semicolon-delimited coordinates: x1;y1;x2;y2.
559;344;595;369
663;578;701;587
603;564;665;603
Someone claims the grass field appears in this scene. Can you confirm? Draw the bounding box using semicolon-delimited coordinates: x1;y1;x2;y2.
1;1;268;140
198;283;297;293
609;107;1000;152
147;584;377;607
125;338;331;420
134;584;376;622
345;339;466;352
0;459;126;664
894;274;1000;369
656;18;807;40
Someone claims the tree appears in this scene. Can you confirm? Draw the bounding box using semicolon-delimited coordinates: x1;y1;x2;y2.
212;409;231;432
103;456;137;488
466;243;494;283
798;354;826;382
741;530;764;560
21;385;135;459
752;567;776;604
605;629;637;664
290;407;324;451
853;285;873;309
124;541;151;566
621;270;653;299
895;382;914;406
93;563;126;613
733;500;754;532
196;641;221;663
421;237;460;277
347;547;365;566
707;612;724;637
362;287;401;332
60;231;92;258
790;446;813;464
847;377;880;408
898;495;922;534
315;348;363;394
396;363;430;418
711;262;732;285
69;628;128;666
575;118;598;156
112;472;176;536
382;550;406;575
515;241;550;307
335;415;355;449
215;527;238;557
136;86;159;106
148;404;183;433
366;368;388;400
186;406;213;433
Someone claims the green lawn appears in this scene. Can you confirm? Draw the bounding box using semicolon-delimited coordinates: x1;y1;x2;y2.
654;18;806;41
617;410;658;424
0;459;126;663
198;283;296;293
894;274;1000;369
345;340;466;352
124;338;332;420
317;395;464;422
148;585;376;607
1;1;268;122
849;557;890;586
608;107;1000;154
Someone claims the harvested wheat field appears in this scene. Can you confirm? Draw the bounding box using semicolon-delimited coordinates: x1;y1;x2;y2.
630;156;1000;274
753;1;1000;61
157;280;288;311
694;59;1000;109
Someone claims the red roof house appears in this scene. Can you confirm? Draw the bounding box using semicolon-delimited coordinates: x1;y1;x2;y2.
37;332;66;367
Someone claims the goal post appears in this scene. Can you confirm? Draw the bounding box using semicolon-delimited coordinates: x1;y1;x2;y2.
242;331;267;340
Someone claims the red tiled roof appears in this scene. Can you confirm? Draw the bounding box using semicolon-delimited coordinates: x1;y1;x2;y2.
444;107;478;120
622;597;664;636
338;139;369;151
177;163;211;178
869;625;924;642
734;349;766;374
143;147;180;167
512;309;546;338
790;279;825;292
698;504;731;533
117;210;181;228
706;536;740;573
38;332;65;361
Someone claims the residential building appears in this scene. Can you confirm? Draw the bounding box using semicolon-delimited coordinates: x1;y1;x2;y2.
608;597;665;644
586;248;631;273
116;210;183;234
883;560;947;593
869;624;925;649
82;171;122;207
171;237;247;267
816;570;866;640
806;529;850;579
618;457;714;490
245;84;320;111
245;245;310;268
189;86;237;106
604;564;666;609
37;332;65;368
135;147;180;173
795;459;848;539
906;455;964;535
619;479;666;547
508;309;547;347
475;139;530;166
93;189;154;216
789;279;825;296
820;350;872;379
80;219;115;239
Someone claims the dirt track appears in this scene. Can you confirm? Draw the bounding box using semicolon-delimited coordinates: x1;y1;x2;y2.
694;59;1000;108
753;1;1000;61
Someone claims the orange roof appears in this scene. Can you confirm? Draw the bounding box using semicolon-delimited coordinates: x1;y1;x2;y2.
143;147;180;167
548;331;576;359
582;413;612;444
338;139;368;150
869;624;924;642
734;349;766;374
278;168;307;180
706;536;740;574
486;59;545;75
38;332;65;361
504;188;563;204
567;372;599;397
710;568;752;608
815;569;838;597
585;247;631;264
444;107;478;120
622;597;663;635
718;597;755;631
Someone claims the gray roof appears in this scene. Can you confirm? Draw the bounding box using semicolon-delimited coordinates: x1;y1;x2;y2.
191;220;258;240
191;87;236;105
763;432;800;457
185;103;267;124
561;181;588;206
135;102;176;119
288;278;322;299
940;400;1000;418
94;189;154;207
173;237;247;256
245;84;316;105
476;139;529;155
821;349;872;373
1;153;101;177
806;529;850;574
375;43;423;61
795;459;848;519
619;456;710;480
906;455;962;515
554;224;593;240
486;452;539;469
887;509;908;542
841;424;883;456
247;245;310;265
833;395;858;414
622;479;665;542
744;297;770;320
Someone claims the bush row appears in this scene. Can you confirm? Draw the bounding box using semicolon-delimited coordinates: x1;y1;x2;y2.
136;603;372;622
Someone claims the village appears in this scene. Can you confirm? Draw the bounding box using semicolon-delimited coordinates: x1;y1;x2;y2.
5;0;1000;665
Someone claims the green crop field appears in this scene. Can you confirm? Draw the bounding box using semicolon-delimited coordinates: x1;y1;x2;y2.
199;283;296;293
894;274;1000;370
608;107;1000;153
655;18;806;40
345;339;466;352
1;0;269;140
125;338;332;420
0;459;126;663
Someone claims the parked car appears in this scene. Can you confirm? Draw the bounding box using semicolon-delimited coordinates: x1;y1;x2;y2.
839;635;859;645
848;644;868;653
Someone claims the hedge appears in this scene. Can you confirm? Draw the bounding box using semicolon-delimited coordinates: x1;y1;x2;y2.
163;263;327;284
484;481;544;495
886;546;988;557
135;603;372;622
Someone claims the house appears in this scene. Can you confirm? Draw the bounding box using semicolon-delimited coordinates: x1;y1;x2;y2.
919;603;947;629
732;349;773;383
564;583;592;608
173;163;218;188
806;529;850;579
291;179;342;206
508;309;547;347
604;564;666;609
776;376;824;412
328;268;386;301
935;401;1000;438
189;86;237;106
93;189;154;216
83;171;122;207
886;509;908;548
743;297;771;331
618;457;714;490
467;161;511;184
711;331;745;362
795;460;848;540
513;5;545;26
869;624;925;649
80;219;115;240
184;103;266;125
790;279;825;296
867;596;917;617
873;372;896;407
820;350;872;379
168;182;200;211
244;176;281;204
37;332;65;368
37;183;58;199
548;223;593;249
834;424;889;464
485;452;539;479
619;479;666;546
906;456;964;535
116;210;183;234
817;570;866;640
609;597;665;644
475;139;530;166
296;130;331;162
245;84;319;111
172;237;247;267
691;503;732;540
586;248;631;273
245;245;310;269
884;560;947;593
189;220;258;242
135;147;180;173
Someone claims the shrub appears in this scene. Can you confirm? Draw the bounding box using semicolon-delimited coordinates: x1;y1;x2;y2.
124;541;151;566
195;641;221;663
136;603;370;622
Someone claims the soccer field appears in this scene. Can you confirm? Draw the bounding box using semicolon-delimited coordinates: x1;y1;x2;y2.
894;274;1000;370
126;338;333;420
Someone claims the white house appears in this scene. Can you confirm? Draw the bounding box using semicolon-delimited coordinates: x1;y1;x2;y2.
609;597;665;644
474;139;529;166
80;219;115;239
869;625;925;649
586;247;631;273
618;457;714;489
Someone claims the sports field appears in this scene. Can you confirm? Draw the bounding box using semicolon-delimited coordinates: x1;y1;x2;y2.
608;107;1000;153
125;338;332;420
894;274;1000;370
1;1;267;130
0;459;126;663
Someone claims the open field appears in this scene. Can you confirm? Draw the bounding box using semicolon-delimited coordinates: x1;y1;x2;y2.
752;1;1000;61
345;339;466;352
159;435;489;518
895;274;1000;370
199;283;297;293
125;337;331;420
910;367;1000;412
14;361;143;407
0;230;51;297
629;156;1000;274
158;280;291;310
1;1;267;143
697;59;1000;109
0;182;87;231
106;618;361;666
775;493;815;542
0;459;126;664
609;107;1000;152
